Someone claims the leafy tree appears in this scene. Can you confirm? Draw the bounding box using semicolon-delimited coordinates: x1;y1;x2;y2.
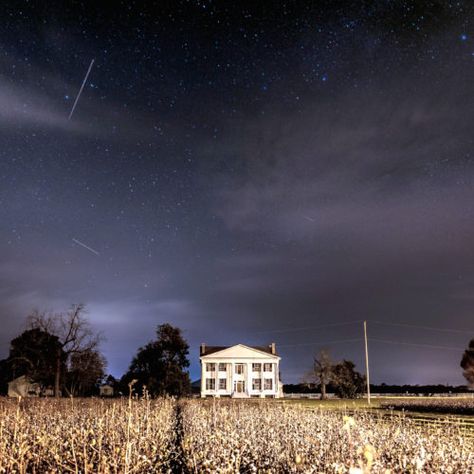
461;339;474;388
123;323;191;397
66;349;106;397
28;304;102;397
332;360;365;398
0;358;11;395
5;328;64;390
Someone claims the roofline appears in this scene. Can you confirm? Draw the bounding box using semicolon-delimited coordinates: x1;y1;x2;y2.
200;343;281;359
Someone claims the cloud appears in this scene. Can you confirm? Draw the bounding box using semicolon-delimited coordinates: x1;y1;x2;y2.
0;53;165;141
215;73;472;239
192;61;474;384
0;78;84;131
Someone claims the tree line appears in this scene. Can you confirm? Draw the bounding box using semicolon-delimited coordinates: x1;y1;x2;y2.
302;342;474;399
0;304;191;397
1;304;473;398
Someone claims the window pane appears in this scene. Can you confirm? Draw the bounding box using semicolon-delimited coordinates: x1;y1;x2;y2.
264;378;273;390
252;363;261;372
264;363;272;372
252;378;261;390
218;363;226;371
235;364;244;374
219;378;226;390
206;363;215;372
206;378;215;390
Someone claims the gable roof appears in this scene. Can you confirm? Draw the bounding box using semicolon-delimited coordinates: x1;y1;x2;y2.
8;375;29;385
200;343;279;358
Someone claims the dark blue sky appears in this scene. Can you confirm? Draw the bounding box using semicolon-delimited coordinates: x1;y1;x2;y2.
0;1;473;384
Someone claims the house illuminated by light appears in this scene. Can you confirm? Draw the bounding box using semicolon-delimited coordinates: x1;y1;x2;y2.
199;343;282;398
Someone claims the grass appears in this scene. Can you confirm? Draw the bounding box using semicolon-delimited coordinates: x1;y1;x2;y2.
278;396;474;427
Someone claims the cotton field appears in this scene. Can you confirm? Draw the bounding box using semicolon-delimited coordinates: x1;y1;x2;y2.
380;397;474;416
0;396;176;473
181;400;474;473
1;397;473;473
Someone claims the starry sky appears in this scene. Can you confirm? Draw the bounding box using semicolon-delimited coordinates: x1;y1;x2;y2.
0;1;473;385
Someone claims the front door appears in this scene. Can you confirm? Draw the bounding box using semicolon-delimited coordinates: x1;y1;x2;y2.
235;381;245;393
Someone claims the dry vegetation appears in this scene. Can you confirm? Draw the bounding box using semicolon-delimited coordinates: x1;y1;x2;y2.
1;397;474;473
181;400;474;473
380;397;474;416
0;396;176;473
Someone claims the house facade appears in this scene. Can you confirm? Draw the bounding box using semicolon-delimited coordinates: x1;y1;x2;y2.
200;343;282;398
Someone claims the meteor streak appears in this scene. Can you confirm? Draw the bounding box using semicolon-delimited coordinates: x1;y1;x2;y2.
68;59;95;120
72;238;100;256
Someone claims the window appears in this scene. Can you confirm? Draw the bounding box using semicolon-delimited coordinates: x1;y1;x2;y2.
264;378;273;390
252;363;261;372
206;378;215;390
235;364;244;374
252;379;261;390
218;363;227;372
206;363;216;372
218;378;227;390
264;363;273;372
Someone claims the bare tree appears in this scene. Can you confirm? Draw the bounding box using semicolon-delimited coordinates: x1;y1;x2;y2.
28;304;102;397
312;349;333;400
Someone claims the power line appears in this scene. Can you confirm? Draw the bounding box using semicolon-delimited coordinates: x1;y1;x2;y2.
369;338;462;352
254;320;364;335
251;319;469;353
254;319;472;337
370;320;473;335
278;337;363;348
277;336;462;352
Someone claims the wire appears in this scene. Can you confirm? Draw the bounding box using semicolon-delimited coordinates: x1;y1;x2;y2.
369;338;462;352
369;320;472;335
278;338;363;348
249;319;470;351
254;320;364;335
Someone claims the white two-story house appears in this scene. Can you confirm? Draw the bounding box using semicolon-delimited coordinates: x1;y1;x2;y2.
200;343;282;398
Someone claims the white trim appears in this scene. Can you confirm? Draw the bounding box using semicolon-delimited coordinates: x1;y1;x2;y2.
200;344;280;360
200;345;281;399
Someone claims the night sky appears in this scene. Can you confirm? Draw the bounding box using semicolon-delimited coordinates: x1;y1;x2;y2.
1;1;473;385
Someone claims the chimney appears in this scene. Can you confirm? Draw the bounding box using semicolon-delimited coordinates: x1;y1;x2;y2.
270;342;276;355
200;343;206;356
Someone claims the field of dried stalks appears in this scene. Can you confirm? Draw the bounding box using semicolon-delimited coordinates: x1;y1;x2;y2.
1;397;473;473
0;396;176;473
380;397;474;416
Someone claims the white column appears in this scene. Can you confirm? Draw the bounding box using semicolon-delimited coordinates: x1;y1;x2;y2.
274;363;277;396
247;362;252;395
231;362;234;396
201;360;205;397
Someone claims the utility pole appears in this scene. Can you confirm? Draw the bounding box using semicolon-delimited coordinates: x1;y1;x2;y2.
364;320;371;405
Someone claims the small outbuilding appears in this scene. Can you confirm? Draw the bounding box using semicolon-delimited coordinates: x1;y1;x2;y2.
99;384;114;397
8;375;41;398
